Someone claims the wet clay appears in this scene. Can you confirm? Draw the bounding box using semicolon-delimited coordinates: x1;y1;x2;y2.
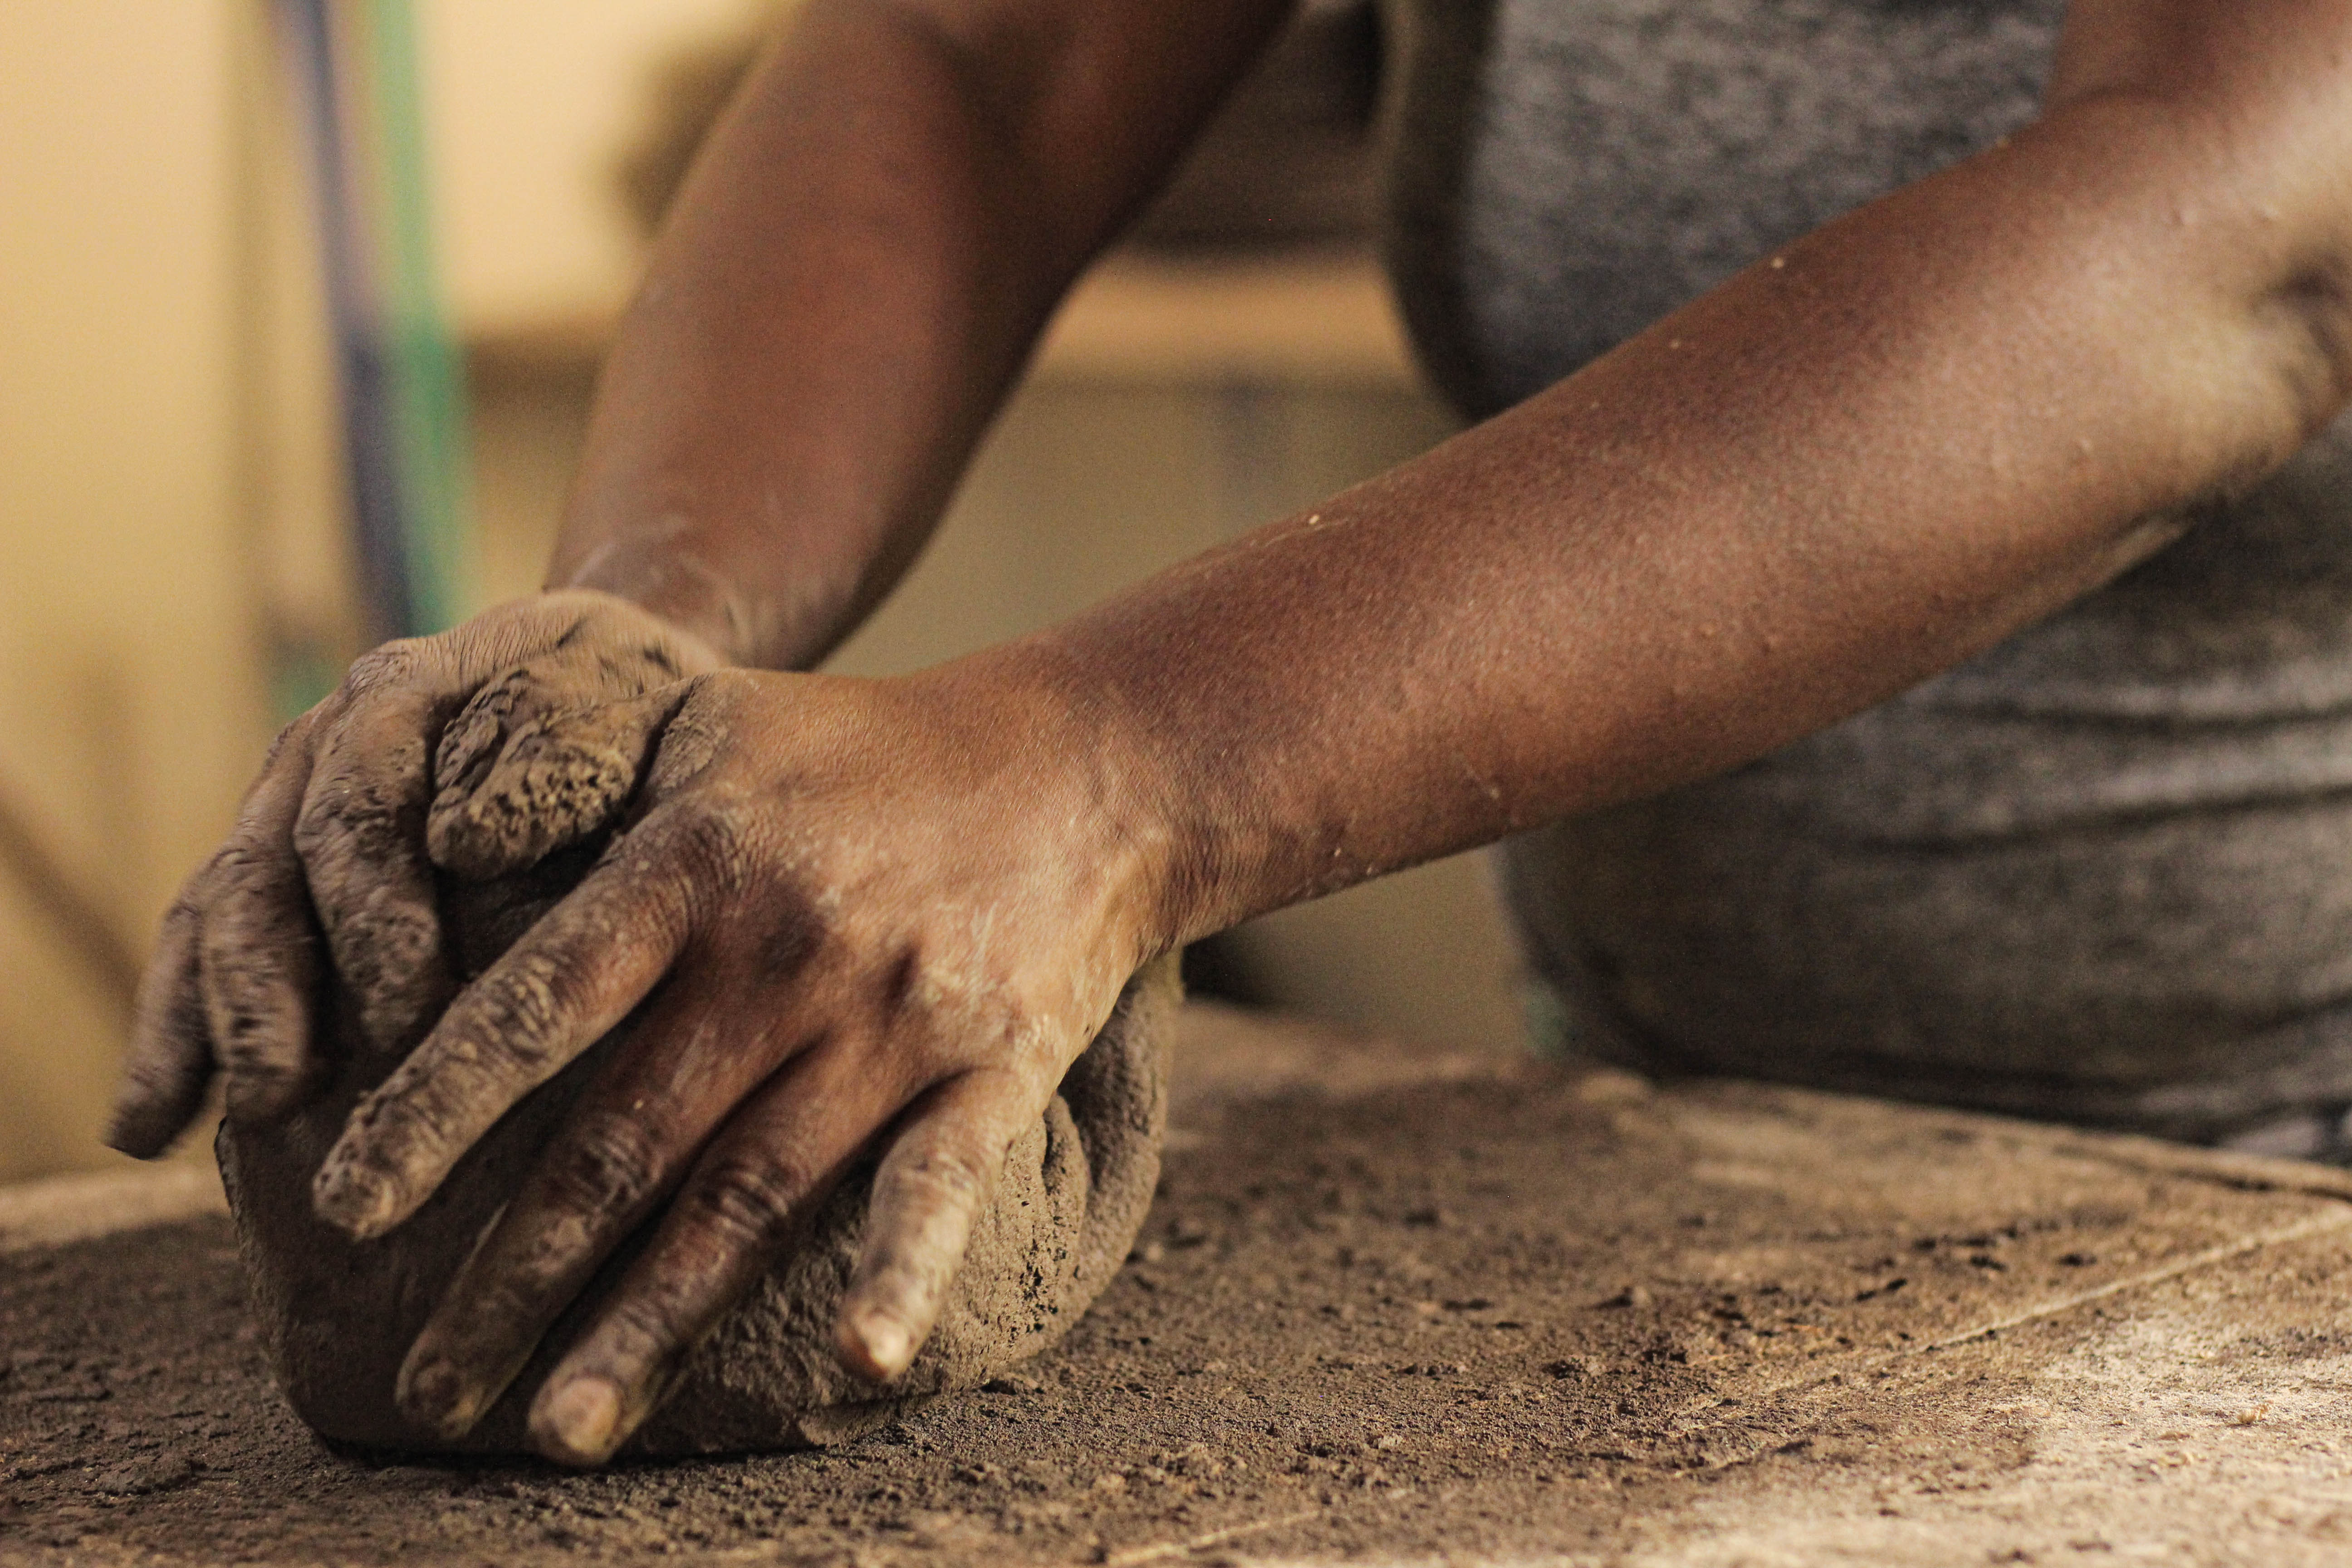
216;849;1178;1455
13;1020;2352;1565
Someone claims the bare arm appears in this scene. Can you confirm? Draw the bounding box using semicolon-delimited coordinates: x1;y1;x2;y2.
551;0;1303;667
1033;0;2352;941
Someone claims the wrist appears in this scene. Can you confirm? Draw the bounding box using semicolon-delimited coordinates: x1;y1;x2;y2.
549;539;771;669
516;586;733;684
909;643;1193;972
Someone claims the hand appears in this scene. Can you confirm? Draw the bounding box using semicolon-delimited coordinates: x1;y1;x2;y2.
106;590;727;1156
304;664;1167;1465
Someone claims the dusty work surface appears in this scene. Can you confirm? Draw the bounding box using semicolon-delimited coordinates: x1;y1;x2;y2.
10;1004;2352;1566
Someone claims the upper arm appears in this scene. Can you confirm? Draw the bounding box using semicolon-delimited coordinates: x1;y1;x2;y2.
866;0;1303;262
2049;0;2352;114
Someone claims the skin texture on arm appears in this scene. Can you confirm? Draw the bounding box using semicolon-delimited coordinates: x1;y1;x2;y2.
1046;0;2352;945
123;0;2352;1469
550;0;1305;668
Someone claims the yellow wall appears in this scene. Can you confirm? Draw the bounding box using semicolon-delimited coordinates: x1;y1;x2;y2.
422;0;768;331
0;1;271;1179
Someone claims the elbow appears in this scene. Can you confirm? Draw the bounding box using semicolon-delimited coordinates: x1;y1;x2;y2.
2261;252;2352;439
2042;3;2352;442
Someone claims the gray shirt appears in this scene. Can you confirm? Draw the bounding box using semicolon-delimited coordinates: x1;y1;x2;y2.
1384;0;2352;1142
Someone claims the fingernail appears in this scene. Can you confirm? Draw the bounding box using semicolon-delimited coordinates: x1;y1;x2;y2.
537;1377;622;1465
396;1354;477;1437
855;1313;912;1379
101;1104;163;1159
312;1162;398;1239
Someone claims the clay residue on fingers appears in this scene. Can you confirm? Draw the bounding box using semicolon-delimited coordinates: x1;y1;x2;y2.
309;989;554;1239
197;890;322;1125
311;858;694;1241
105;901;217;1156
429;687;691;882
429;717;639;880
295;729;453;1056
308;857;447;1056
432;665;538;805
193;787;337;1125
219;953;1177;1458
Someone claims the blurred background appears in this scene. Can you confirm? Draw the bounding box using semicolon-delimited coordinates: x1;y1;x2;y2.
0;0;1521;1183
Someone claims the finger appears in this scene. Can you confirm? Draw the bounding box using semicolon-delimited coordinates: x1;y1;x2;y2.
293;669;456;1054
394;977;801;1440
430;621;704;810
427;661;539;809
427;683;690;882
310;822;697;1240
197;739;328;1125
110;711;326;1151
835;1069;1034;1382
526;1045;903;1467
104;898;214;1156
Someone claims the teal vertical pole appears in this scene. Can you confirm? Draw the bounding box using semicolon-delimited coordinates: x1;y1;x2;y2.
363;0;473;634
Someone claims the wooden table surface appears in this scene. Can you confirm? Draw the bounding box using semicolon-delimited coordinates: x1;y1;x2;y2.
7;1002;2352;1566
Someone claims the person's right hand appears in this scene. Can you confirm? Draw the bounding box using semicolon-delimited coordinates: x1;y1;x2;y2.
105;589;727;1157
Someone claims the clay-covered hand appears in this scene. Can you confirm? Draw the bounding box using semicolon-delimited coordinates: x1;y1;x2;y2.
105;590;728;1156
304;665;1164;1465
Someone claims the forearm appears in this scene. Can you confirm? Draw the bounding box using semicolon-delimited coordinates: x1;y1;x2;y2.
549;0;1293;668
992;10;2352;951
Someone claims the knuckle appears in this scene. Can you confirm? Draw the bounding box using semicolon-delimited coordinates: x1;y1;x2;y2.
286;797;336;861
206;837;279;894
224;1055;306;1111
684;1153;811;1249
215;799;306;881
258;710;320;771
546;1115;670;1216
176;853;236;914
663;798;756;887
341;641;424;696
328;906;441;1025
203;858;303;939
293;775;416;868
208;999;285;1075
893;1141;990;1209
456;952;576;1070
201;949;301;1049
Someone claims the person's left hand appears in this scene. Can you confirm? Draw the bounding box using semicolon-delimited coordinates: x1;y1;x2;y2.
305;662;1168;1465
